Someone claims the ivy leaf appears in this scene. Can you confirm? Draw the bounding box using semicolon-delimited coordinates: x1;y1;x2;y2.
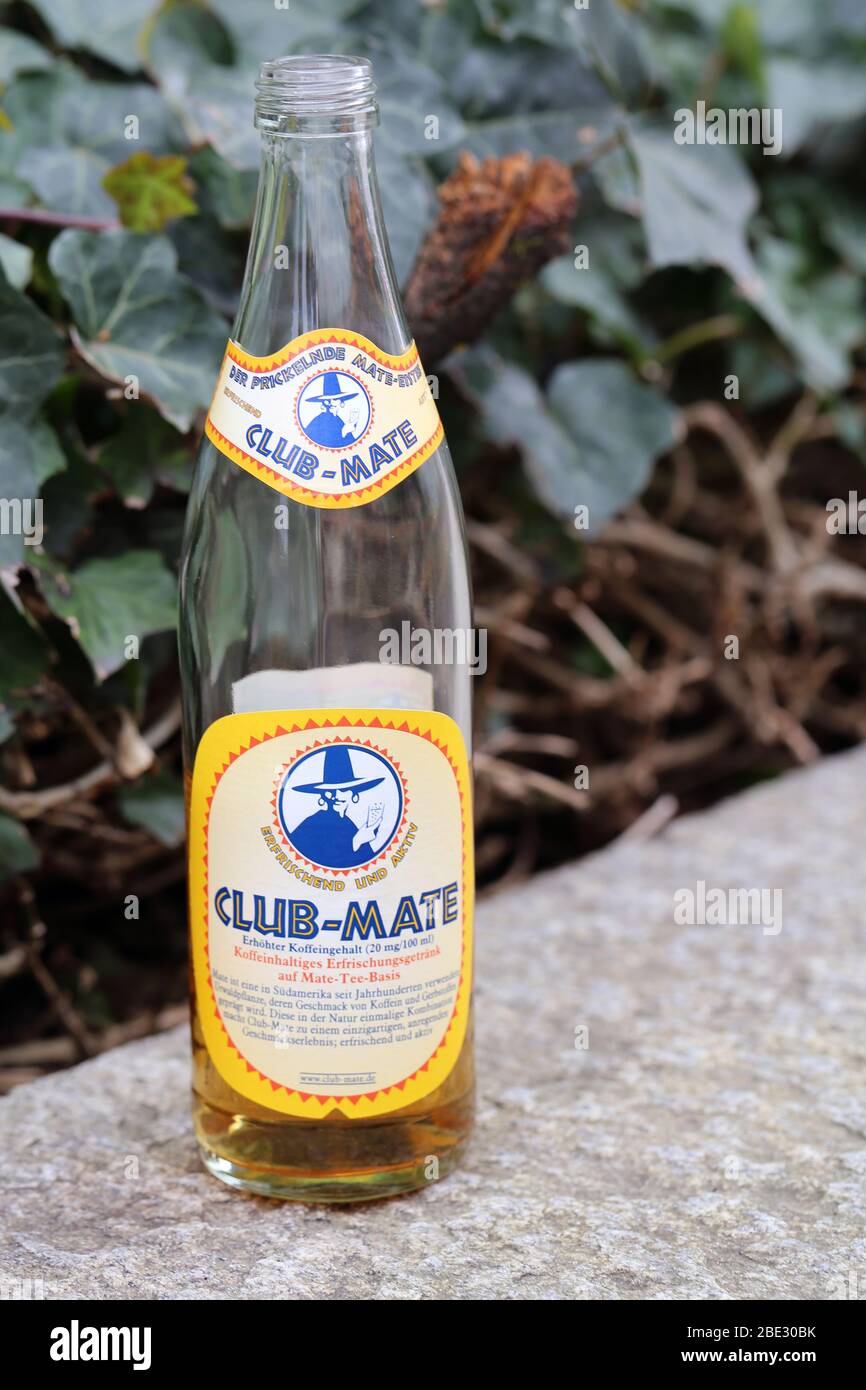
541;211;654;358
20;147;116;220
767;57;866;154
739;237;866;392
475;0;580;45
567;0;651;102
720;3;766;95
0;811;39;880
545;360;679;526
0;232;33;290
824;195;866;274
456;349;678;529
206;0;362;71
188;147;256;231
24;0;159;74
0;29;53;85
627;119;759;284
177;65;261;171
103;153;197;232
3;63;184;167
32;550;178;681
0;270;66;417
99;407;192;508
460;107;619;164
370;45;466;159
48;229;227;432
118;769;185;847
0;415;66;568
143;0;233;93
376;148;437;288
0;582;51;700
168;215;242;318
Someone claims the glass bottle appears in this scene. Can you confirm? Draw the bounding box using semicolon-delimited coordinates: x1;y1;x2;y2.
178;55;474;1201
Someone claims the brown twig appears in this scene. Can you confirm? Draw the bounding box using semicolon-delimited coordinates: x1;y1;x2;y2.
0;206;121;231
0;699;181;818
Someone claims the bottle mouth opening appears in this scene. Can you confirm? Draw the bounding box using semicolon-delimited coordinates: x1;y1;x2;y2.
255;54;377;127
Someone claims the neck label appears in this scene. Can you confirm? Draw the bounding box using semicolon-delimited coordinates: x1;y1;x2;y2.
205;328;443;508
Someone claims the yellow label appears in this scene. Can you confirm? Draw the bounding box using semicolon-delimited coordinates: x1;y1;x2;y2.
188;708;473;1118
204;328;444;508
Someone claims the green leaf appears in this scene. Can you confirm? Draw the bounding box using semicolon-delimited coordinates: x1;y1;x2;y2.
0;415;66;567
545;359;680;526
627;119;759;284
187;147;256;231
439;28;606;118
118;769;185;847
767;57;866;154
20;146;116;220
2;63;184;167
37;443;104;561
720;3;766;94
48;229;227;432
377;148;437;287
541;213;653;357
170;4;363;171
99;407;192;508
543;261;652;356
475;0;578;44
0;171;32;206
460;107;621;163
0;270;66;417
728;338;798;410
829;401;866;462
0;582;51;700
32;549;178;681
143;0;233;93
24;0;159;74
206;0;363;71
168;215;242;317
0;811;39;881
0;29;53;85
176;65;261;171
103;153;197;232
823;195;866;274
0;233;33;291
739;237;866;392
456;349;679;529
566;0;651;102
370;44;466;159
0;64;184;208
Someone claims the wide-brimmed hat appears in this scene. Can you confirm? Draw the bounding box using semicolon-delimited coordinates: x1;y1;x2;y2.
294;745;384;795
305;371;359;403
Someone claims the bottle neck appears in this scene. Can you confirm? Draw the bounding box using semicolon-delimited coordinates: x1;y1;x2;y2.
234;126;408;357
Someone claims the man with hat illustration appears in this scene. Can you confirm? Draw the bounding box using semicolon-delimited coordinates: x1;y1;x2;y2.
301;372;365;448
287;745;386;869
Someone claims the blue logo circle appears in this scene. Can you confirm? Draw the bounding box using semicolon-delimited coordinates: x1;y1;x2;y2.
276;742;403;871
297;370;372;450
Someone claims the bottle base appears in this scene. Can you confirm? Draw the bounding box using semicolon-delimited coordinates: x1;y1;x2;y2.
197;1139;469;1203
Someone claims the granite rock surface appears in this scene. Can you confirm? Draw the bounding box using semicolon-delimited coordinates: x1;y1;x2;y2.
2;748;865;1300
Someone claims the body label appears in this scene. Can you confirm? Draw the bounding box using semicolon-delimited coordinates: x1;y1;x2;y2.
205;328;443;508
188;708;473;1118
